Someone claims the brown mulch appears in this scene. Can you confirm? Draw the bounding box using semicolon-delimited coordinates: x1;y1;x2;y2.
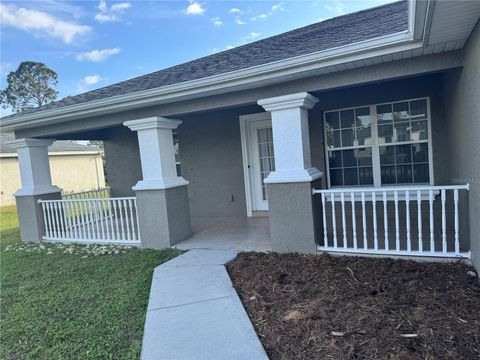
227;253;480;360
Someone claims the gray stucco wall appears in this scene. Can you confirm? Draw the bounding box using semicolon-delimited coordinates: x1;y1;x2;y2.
443;22;480;270
178;106;259;217
103;126;142;197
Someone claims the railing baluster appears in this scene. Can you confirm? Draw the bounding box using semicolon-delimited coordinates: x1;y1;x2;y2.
124;199;131;240
71;202;78;239
361;192;367;249
441;189;447;254
134;198;141;241
340;192;347;249
394;191;399;251
406;190;411;253
321;193;327;247
108;200;115;241
331;193;337;249
103;199;111;240
129;199;136;241
118;200;125;240
417;190;423;253
429;189;434;253
383;191;388;251
62;202;71;239
454;189;460;254
351;192;357;250
51;202;59;238
41;202;49;239
98;200;106;240
372;191;378;251
113;200;120;240
82;200;91;240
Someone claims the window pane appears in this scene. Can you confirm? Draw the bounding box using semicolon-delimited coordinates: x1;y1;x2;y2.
325;111;340;130
340;109;355;128
356;148;372;166
412;143;428;163
341;129;354;147
381;165;396;184
344;168;359;186
395;144;412;164
394;121;410;142
378;124;393;144
396;165;413;183
410;99;427;119
328;151;342;168
359;167;373;185
342;149;356;167
393;102;409;121
380;145;395;165
356;126;371;146
330;169;343;186
327;131;341;148
377;104;393;123
355;107;371;127
411;120;428;141
413;164;429;183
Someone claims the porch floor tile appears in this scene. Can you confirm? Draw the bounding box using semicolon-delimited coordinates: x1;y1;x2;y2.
175;216;272;252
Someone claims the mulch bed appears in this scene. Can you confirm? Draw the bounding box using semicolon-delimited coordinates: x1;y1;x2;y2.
227;253;480;360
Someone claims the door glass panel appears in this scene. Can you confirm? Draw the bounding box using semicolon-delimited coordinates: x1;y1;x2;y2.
258;127;275;201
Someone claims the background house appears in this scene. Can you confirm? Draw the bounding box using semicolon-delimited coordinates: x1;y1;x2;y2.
0;133;105;205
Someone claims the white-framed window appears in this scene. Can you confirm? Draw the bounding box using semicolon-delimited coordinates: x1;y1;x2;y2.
323;97;433;188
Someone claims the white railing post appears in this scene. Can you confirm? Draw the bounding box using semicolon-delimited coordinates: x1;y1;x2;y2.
321;193;328;247
331;193;337;249
351;192;357;250
441;189;447;254
454;189;460;255
405;190;411;253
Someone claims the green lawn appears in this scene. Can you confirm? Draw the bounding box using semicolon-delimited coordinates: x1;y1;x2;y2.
0;205;183;360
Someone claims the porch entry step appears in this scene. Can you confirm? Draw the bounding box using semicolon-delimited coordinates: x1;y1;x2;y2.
141;249;269;360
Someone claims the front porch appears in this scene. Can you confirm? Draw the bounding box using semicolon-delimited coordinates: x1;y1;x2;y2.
8;72;476;263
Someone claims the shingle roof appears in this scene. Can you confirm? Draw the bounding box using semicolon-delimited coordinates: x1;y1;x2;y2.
0;132;101;154
2;1;407;120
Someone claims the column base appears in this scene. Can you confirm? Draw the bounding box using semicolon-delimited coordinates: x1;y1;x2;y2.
135;185;192;249
14;185;62;197
264;168;322;184
15;191;62;243
267;180;322;254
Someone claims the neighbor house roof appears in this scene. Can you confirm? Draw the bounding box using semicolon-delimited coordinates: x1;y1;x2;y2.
0;132;100;154
2;1;408;121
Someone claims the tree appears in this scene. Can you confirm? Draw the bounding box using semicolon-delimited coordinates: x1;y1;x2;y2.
0;61;58;113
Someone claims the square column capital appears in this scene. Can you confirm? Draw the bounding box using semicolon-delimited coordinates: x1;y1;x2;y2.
258;92;318;112
124;117;182;131
6;138;55;149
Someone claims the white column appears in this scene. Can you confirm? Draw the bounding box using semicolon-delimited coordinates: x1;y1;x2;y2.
6;138;61;196
124;116;188;190
258;92;322;183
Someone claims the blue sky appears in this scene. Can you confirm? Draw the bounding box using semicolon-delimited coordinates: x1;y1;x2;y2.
1;0;394;114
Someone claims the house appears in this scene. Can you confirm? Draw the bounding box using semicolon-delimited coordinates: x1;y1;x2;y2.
0;133;106;206
1;1;479;269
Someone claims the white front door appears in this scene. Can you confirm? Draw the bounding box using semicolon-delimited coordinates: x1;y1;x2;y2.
240;114;275;214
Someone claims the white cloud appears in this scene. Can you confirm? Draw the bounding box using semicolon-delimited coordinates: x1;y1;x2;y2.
76;47;121;62
251;2;284;21
185;2;205;16
210;16;222;26
229;8;243;14
77;74;103;92
83;75;102;85
235;18;246;25
94;0;131;23
0;3;91;43
241;32;261;43
324;0;347;15
225;45;235;50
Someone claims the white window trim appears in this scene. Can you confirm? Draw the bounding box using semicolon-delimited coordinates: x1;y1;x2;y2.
323;96;434;190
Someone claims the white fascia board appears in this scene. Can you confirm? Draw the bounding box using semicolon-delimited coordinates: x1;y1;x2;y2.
0;151;101;158
2;3;422;131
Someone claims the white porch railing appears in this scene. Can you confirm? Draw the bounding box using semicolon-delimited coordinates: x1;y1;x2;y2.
62;187;110;200
38;197;141;246
312;184;470;258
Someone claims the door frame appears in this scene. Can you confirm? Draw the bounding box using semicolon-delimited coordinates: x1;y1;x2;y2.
239;112;272;217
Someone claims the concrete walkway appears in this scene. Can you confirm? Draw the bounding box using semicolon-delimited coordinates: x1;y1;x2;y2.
141;249;269;360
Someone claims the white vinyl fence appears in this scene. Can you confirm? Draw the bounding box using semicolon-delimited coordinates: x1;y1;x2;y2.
39;197;141;246
313;184;470;258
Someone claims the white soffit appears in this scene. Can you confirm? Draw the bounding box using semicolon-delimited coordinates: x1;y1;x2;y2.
427;1;480;48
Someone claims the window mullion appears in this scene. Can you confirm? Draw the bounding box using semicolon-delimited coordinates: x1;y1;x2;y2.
370;104;382;187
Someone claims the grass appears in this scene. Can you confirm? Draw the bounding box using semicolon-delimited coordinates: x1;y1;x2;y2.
0;205;183;360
